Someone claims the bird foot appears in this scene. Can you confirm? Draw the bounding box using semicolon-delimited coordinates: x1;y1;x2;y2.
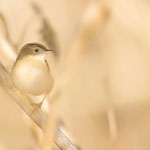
31;102;43;115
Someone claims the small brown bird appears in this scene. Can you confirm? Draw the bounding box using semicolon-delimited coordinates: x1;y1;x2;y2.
11;42;54;108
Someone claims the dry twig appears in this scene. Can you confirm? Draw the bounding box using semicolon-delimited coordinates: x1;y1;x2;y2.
41;90;61;150
41;2;111;150
0;2;111;149
0;62;78;150
67;1;110;67
0;11;78;150
0;12;17;52
31;3;59;58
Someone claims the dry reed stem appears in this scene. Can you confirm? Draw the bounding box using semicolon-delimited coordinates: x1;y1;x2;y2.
67;2;110;68
103;76;118;147
41;2;111;150
52;1;111;91
31;3;59;58
0;62;46;127
0;11;78;150
107;104;118;146
0;13;17;52
0;11;77;150
0;2;111;149
0;13;10;39
0;33;16;63
0;62;79;150
54;2;111;91
41;91;61;150
0;13;16;68
106;101;118;150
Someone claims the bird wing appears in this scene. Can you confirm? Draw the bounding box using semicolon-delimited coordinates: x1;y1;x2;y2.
44;59;50;71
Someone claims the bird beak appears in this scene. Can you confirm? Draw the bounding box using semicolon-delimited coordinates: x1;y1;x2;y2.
45;49;55;53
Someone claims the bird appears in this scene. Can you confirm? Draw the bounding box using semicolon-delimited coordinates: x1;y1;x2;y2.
11;42;54;109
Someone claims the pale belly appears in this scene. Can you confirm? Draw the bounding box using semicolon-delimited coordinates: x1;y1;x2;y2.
11;59;54;96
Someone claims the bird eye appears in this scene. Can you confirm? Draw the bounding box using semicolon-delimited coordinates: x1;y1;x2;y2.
35;49;39;52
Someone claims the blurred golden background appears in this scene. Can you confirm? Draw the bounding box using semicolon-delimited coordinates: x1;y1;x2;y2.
0;0;150;150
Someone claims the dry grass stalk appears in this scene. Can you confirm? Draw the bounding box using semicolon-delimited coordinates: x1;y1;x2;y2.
107;104;118;148
0;12;79;150
0;13;17;69
52;2;111;89
0;33;16;65
103;76;118;148
0;13;10;40
31;3;59;58
67;2;110;69
41;2;111;150
0;12;17;52
41;90;61;150
54;2;111;91
0;62;79;150
0;62;46;128
0;2;111;149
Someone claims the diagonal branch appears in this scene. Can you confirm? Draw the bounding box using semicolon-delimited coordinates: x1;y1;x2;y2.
0;62;78;150
31;3;59;58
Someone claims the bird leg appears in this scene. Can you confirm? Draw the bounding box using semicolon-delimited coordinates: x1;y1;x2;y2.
31;94;47;114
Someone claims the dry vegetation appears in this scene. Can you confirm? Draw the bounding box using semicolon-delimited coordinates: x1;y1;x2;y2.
0;0;150;150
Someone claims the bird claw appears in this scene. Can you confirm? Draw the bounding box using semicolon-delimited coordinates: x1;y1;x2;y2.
30;102;43;115
30;94;47;115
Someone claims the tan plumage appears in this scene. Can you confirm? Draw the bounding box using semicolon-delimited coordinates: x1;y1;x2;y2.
11;43;54;106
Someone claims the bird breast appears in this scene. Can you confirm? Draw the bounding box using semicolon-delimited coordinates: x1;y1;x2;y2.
11;56;54;96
